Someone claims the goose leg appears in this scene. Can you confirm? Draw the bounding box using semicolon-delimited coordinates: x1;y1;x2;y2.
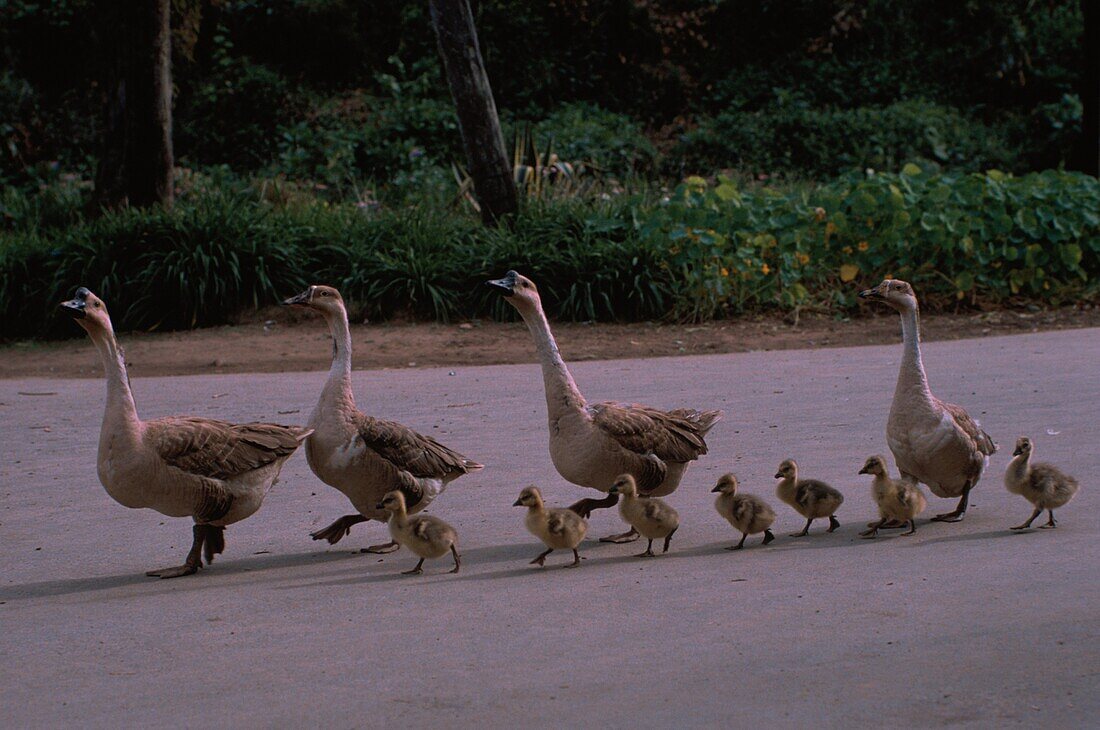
568;492;619;519
636;539;656;558
662;527;677;553
726;533;748;551
827;515;841;533
761;529;775;546
202;526;226;564
531;548;553;567
449;544;461;573
931;483;971;522
310;514;367;545
1011;506;1042;531
1038;510;1058;529
901;519;917;536
861;518;887;538
146;524;206;579
790;518;812;537
569;549;581;568
361;540;400;554
600;527;640;544
402;557;425;575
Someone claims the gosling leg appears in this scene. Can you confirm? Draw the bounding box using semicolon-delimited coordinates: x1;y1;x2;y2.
531;548;553;567
761;529;775;546
790;518;812;537
901;519;917;536
402;557;425;575
861;518;887;539
362;540;400;554
636;539;656;558
569;548;581;568
449;544;461;573
827;515;841;533
600;527;640;544
866;519;906;529
310;514;367;545
932;483;971;522
146;524;206;579
1038;510;1058;529
662;527;677;553
1011;506;1042;531
726;533;748;551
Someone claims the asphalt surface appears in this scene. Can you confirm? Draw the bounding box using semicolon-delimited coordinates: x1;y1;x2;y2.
2;329;1098;728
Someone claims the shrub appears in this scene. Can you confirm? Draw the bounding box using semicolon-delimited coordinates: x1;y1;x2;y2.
672;100;1019;178
520;103;658;178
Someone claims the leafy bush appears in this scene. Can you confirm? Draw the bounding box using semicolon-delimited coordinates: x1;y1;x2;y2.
521;103;658;177
673;99;1019;178
3;168;1097;339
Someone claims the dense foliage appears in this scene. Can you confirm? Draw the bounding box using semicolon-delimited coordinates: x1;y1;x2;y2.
3;168;1097;339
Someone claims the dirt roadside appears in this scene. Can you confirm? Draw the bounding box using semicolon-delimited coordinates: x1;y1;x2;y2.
4;306;1099;379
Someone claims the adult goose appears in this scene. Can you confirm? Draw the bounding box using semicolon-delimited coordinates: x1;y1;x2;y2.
487;270;720;541
859;279;996;522
60;288;311;578
283;285;482;553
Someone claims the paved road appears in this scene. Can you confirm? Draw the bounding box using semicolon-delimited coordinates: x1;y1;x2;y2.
2;329;1098;728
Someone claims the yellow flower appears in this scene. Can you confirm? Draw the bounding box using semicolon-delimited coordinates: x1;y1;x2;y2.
720;267;730;277
842;246;853;255
761;263;771;275
858;240;869;252
796;252;810;265
825;222;838;235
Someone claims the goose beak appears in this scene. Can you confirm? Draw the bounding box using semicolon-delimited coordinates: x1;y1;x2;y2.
59;287;90;319
512;498;523;507
282;288;313;306
486;271;518;296
858;288;881;300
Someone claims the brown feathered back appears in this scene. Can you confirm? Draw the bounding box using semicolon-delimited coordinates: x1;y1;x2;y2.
147;418;310;480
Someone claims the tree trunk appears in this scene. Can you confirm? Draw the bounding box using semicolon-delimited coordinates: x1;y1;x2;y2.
429;0;517;225
94;0;175;210
1072;0;1098;176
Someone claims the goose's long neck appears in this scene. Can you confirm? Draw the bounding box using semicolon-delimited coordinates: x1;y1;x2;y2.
520;302;586;421
91;327;141;440
895;306;932;403
318;307;356;417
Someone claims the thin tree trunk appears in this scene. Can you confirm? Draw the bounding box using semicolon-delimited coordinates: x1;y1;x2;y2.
94;0;174;210
1073;0;1098;176
429;0;517;225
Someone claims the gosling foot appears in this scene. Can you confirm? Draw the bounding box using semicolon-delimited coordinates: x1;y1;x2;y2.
866;519;905;529
402;558;425;576
635;540;656;558
530;549;553;567
827;516;840;533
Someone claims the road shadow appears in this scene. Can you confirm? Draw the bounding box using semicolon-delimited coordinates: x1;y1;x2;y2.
0;549;362;602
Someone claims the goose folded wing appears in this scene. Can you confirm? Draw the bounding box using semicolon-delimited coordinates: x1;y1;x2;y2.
942;403;997;456
589;402;709;462
357;416;479;478
148;417;304;480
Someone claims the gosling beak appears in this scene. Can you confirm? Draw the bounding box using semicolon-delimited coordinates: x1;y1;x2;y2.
710;484;722;493
59;287;90;319
608;486;619;495
858;466;871;475
512;498;523;507
774;471;783;479
282;288;313;306
375;502;386;510
486;270;518;296
1012;447;1023;456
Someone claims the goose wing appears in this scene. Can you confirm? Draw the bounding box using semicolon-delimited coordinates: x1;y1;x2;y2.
356;415;482;479
942;402;997;456
147;417;309;480
589;402;716;463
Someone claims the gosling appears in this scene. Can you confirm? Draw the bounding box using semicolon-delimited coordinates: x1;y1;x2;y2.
1005;437;1080;530
711;473;776;550
774;459;844;536
858;455;927;538
608;474;680;557
376;491;460;575
513;486;588;567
